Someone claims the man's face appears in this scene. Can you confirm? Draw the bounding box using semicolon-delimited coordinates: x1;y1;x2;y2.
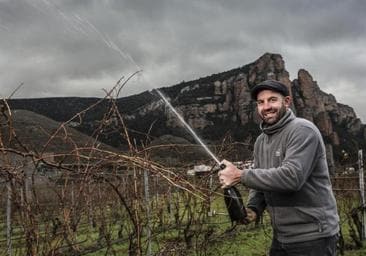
256;90;291;125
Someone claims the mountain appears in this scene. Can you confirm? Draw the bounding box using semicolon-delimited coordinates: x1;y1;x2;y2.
7;53;366;168
0;109;117;163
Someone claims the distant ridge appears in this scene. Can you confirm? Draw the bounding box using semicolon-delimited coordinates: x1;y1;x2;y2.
0;109;116;163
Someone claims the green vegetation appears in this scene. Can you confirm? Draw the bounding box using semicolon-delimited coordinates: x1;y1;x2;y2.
3;185;366;255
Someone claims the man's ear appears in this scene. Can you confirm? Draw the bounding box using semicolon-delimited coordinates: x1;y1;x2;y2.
284;96;292;108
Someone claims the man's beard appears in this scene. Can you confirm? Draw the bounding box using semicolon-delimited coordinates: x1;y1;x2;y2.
260;104;287;125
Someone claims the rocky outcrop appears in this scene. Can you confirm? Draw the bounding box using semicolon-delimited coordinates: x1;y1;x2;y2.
130;53;366;164
292;70;338;143
160;53;292;132
292;69;365;152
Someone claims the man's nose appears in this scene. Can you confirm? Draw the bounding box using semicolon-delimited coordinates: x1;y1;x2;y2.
262;101;272;110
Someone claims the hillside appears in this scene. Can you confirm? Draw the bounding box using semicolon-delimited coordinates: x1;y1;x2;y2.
0;109;117;163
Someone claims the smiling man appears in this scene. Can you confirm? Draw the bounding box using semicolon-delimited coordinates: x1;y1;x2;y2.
255;82;290;125
218;80;340;256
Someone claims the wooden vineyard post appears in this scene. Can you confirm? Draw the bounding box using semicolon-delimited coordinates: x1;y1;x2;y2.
6;180;12;256
358;149;365;240
144;170;151;256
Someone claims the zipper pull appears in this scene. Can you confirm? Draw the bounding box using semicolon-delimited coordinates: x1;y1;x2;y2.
318;222;323;232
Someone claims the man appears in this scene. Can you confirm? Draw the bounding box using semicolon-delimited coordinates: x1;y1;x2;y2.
218;80;339;256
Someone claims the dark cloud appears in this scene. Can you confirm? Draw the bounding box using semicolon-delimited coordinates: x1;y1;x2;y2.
0;0;365;122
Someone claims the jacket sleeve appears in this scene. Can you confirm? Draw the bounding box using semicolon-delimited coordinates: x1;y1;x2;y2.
245;149;266;215
242;125;321;192
247;189;266;217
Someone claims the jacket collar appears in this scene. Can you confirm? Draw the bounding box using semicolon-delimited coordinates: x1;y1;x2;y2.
260;109;295;135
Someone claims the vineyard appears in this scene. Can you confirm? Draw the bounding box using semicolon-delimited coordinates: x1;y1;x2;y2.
1;94;366;256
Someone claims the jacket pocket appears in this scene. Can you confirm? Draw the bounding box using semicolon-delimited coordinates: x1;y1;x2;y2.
273;206;326;237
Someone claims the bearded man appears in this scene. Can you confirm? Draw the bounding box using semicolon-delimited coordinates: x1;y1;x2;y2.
218;80;339;256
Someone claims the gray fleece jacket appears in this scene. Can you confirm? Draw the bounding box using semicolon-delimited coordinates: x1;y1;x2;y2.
242;109;339;243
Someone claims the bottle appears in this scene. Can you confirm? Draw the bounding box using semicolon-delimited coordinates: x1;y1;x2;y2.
224;186;248;224
219;164;248;224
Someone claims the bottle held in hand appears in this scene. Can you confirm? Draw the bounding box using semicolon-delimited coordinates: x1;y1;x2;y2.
220;163;248;224
224;186;248;224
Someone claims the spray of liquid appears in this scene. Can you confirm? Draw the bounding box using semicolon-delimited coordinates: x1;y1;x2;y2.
27;1;221;166
155;89;221;166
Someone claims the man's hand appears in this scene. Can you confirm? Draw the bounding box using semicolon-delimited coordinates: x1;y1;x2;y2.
217;159;244;188
246;208;257;222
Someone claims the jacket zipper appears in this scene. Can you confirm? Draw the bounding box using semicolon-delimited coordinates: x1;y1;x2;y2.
318;222;323;232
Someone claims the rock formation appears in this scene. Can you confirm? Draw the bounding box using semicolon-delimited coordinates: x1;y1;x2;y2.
7;53;366;167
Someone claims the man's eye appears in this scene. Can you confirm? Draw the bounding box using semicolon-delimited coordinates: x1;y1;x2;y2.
269;98;278;102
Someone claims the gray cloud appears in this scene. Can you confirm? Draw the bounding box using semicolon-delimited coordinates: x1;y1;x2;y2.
1;0;366;122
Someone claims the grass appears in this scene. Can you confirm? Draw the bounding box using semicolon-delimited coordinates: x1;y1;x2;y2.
2;187;366;255
79;195;366;255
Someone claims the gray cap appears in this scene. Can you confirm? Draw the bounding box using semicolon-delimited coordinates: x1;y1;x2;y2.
250;80;289;100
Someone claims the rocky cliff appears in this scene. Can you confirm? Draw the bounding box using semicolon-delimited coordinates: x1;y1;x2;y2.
8;53;366;167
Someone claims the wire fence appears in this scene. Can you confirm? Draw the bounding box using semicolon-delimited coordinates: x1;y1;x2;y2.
0;156;365;256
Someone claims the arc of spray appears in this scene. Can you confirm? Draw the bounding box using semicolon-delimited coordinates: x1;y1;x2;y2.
155;89;222;167
36;2;222;167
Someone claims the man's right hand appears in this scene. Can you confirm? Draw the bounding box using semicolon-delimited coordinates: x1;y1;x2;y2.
218;159;243;188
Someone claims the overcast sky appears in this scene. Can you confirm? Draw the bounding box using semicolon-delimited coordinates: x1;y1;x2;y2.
1;0;366;122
